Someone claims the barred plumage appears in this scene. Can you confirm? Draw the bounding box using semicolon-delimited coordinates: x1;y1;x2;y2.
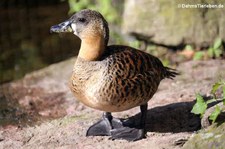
51;9;179;141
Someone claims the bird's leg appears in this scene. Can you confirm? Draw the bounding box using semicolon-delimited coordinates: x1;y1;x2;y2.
140;103;147;131
86;112;123;136
110;103;148;141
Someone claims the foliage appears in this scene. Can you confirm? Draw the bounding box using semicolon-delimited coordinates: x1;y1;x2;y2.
192;38;223;60
68;0;121;24
185;45;193;51
207;38;223;58
191;94;207;118
191;80;225;123
209;105;221;123
193;51;204;60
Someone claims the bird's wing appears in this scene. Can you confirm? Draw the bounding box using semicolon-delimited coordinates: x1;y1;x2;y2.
102;45;167;80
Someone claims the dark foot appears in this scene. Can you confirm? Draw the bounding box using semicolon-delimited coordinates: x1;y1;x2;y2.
87;103;147;141
86;113;123;136
86;116;111;136
110;104;148;141
110;127;146;141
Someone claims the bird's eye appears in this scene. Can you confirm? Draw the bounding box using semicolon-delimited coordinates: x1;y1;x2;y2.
78;18;86;23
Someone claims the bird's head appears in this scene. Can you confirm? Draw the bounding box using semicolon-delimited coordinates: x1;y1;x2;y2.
50;9;109;47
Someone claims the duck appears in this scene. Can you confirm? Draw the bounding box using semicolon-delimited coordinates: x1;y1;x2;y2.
50;9;178;141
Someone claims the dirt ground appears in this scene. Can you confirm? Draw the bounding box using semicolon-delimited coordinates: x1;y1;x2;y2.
0;58;225;149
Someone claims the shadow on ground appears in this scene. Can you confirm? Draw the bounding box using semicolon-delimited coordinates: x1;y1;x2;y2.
127;101;201;133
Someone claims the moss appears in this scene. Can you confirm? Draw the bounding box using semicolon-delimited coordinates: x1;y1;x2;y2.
183;123;225;149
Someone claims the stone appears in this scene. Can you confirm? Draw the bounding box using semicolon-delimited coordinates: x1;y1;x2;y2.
122;0;225;47
183;123;225;149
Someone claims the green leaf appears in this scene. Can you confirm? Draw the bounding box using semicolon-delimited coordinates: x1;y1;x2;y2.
185;45;193;51
209;105;221;123
213;38;222;50
206;99;217;104
193;51;204;60
191;94;207;117
207;47;214;58
211;82;222;95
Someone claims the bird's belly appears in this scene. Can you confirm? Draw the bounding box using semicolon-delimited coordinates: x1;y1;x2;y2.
72;85;147;112
70;73;155;112
75;94;143;112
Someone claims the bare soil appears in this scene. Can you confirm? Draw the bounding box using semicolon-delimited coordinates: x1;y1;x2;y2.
0;59;225;149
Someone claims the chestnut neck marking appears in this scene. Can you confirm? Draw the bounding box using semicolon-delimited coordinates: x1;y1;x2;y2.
78;34;105;61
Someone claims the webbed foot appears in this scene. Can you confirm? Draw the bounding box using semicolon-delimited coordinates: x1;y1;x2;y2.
86;112;123;136
86;103;148;142
110;127;146;141
86;116;111;136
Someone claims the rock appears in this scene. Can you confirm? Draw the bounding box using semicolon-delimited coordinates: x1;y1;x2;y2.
122;0;225;47
182;123;225;149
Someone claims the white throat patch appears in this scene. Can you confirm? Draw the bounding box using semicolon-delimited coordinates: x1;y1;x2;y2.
71;23;78;35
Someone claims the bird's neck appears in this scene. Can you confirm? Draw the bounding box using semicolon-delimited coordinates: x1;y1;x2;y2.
78;35;105;61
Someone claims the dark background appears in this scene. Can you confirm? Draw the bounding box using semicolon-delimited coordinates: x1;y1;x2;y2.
0;0;80;83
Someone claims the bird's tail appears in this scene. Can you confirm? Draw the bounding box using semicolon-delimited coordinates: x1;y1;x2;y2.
163;67;180;79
